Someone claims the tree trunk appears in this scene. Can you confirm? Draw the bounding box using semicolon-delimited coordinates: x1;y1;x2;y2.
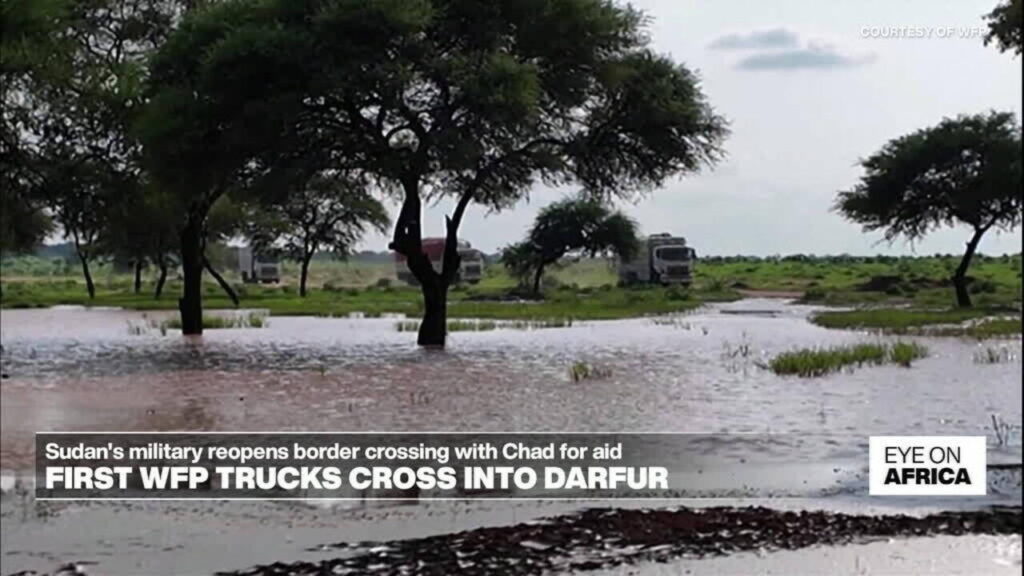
952;227;986;308
532;263;547;296
133;260;143;294
204;255;239;307
418;276;448;347
154;258;168;299
78;250;95;300
178;219;204;335
299;252;313;297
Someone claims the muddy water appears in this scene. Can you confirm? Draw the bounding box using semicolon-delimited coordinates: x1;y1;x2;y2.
1;300;1021;574
2;300;1020;469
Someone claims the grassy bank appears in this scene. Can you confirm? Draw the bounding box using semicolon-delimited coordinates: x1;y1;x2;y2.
811;308;1022;338
0;277;732;321
3;253;1020;320
769;341;928;377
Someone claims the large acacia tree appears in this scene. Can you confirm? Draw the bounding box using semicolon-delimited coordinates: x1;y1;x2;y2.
835;112;1022;308
148;0;728;345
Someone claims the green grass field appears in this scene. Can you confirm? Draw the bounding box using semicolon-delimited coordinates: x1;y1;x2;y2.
2;254;1021;328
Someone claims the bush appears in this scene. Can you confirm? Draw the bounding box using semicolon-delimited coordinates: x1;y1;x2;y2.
665;286;690;301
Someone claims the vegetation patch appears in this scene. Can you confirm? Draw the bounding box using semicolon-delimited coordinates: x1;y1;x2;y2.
973;345;1019;364
396;317;575;333
569;361;613;382
162;311;268;330
769;341;928;377
812;307;1022;338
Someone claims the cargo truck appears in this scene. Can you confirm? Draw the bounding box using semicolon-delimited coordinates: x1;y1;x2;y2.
394;237;484;285
237;246;281;283
617;233;696;286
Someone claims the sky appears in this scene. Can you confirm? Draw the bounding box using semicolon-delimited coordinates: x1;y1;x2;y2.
363;0;1023;256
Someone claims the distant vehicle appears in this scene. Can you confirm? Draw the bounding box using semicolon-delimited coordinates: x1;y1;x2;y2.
237;246;280;284
617;233;696;286
394;237;484;285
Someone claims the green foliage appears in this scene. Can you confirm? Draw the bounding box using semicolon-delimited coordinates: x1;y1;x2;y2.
502;194;639;293
836;112;1022;243
149;0;727;345
984;0;1023;55
241;171;390;295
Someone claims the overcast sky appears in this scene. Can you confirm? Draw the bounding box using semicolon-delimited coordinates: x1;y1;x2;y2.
366;0;1022;256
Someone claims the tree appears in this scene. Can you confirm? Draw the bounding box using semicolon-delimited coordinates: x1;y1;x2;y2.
138;0;304;333
0;0;67;255
152;0;728;346
503;195;639;295
3;0;183;287
984;0;1022;55
36;153;119;299
245;172;389;297
835;112;1022;308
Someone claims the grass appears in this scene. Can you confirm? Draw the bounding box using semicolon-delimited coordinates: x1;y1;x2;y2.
768;341;928;377
395;317;576;333
569;361;613;382
973;345;1018;364
812;308;1022;338
3;253;1019;323
162;311;268;330
0;275;724;321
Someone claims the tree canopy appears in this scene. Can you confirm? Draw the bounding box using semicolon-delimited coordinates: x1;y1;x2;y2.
243;172;390;296
502;195;639;294
835;111;1022;307
984;0;1022;55
149;0;728;345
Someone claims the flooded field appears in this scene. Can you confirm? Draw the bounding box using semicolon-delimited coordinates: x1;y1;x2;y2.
1;299;1021;574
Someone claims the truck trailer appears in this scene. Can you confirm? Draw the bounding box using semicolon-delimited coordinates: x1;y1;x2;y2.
617;233;696;286
394;237;484;285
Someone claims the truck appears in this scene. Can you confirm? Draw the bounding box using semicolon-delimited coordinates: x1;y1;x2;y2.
617;233;696;286
237;246;281;284
394;237;484;285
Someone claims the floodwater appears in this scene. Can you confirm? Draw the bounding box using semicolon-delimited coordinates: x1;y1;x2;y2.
0;299;1021;574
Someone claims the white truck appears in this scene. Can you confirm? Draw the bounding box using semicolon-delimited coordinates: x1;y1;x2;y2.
237;246;281;284
617;233;696;286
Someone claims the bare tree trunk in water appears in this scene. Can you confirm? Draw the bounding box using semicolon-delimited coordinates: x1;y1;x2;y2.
178;218;204;334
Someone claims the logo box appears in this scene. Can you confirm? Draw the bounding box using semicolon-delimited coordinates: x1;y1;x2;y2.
869;436;986;496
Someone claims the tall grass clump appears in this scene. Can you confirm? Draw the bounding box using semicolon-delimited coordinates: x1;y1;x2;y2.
395;317;573;333
162;311;268;330
769;341;927;377
569;361;613;382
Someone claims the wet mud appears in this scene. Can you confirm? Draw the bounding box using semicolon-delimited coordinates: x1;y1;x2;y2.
222;506;1020;575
